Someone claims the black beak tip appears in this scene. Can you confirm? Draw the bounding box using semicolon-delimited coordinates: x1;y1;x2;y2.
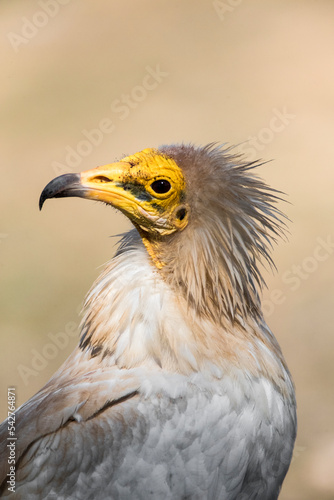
39;173;81;212
39;194;46;211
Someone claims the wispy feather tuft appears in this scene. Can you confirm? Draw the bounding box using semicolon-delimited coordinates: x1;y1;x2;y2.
159;143;288;325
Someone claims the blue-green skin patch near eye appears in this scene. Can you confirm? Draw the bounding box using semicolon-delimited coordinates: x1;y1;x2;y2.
151;202;165;213
117;182;153;202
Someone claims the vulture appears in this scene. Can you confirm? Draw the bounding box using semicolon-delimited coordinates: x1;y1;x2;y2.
0;144;296;499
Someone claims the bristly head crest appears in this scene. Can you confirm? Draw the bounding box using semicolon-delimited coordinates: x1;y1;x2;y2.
158;143;288;324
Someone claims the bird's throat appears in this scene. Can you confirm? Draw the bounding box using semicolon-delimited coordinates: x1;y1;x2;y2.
138;232;165;270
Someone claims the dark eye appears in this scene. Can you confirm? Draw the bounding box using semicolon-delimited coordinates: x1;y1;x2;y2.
150;179;171;194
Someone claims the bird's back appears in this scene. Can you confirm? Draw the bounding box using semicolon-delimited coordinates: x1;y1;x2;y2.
0;359;295;500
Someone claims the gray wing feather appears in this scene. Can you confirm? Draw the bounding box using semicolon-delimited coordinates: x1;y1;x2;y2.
1;380;295;500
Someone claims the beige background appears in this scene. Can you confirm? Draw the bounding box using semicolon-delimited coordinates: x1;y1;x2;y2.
1;1;334;498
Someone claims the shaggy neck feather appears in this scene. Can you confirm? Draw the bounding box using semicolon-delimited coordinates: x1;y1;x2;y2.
79;233;291;394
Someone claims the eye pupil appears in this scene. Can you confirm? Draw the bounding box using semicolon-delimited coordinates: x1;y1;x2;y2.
150;179;171;194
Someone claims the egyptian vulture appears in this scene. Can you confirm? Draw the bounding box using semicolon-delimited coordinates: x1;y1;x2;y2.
0;144;296;499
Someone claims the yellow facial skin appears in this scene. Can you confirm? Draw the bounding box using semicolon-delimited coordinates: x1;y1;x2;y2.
79;148;189;236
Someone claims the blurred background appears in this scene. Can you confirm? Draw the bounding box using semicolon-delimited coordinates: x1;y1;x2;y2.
1;1;333;498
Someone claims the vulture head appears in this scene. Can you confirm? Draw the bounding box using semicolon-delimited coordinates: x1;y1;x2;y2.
40;144;285;327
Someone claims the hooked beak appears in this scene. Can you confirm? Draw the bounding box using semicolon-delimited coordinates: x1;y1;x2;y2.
39;162;138;211
39;173;83;210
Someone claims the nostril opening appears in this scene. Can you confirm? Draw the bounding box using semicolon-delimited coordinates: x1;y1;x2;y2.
94;176;111;183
